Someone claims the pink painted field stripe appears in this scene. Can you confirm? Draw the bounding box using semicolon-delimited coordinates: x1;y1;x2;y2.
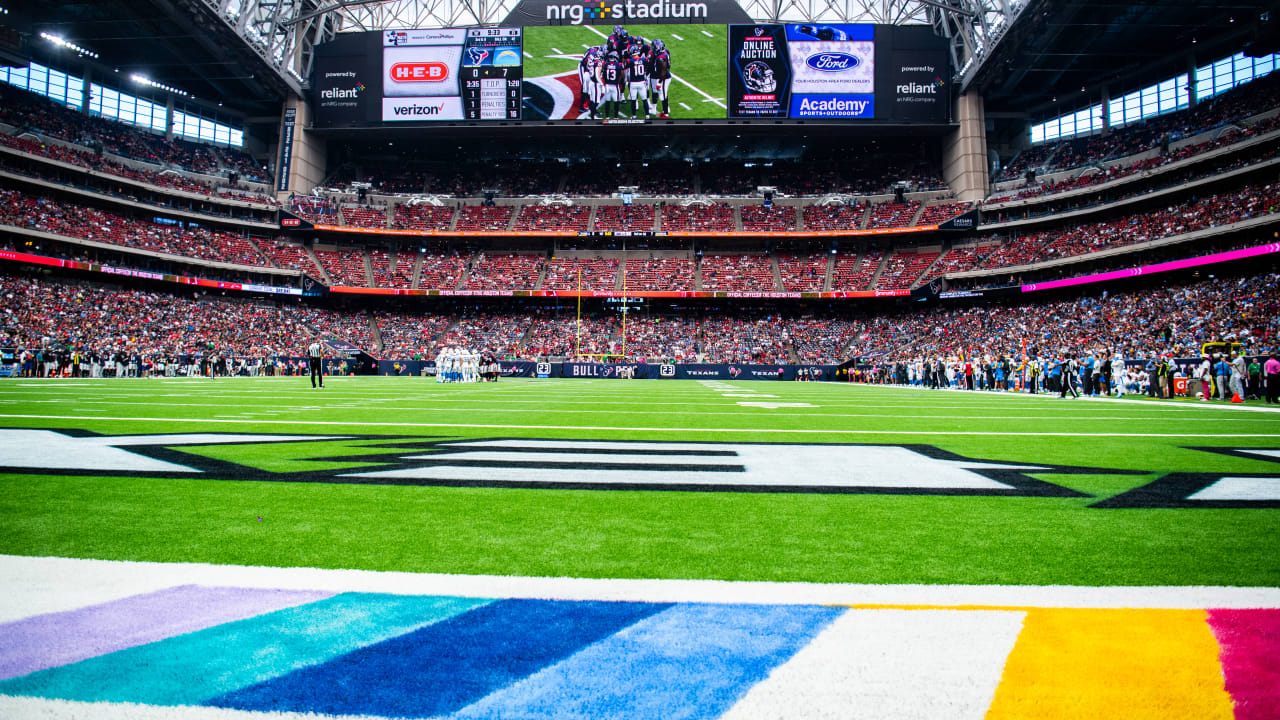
1207;608;1280;720
1021;242;1280;293
0;585;333;681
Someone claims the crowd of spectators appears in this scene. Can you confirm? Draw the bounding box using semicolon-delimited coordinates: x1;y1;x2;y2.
622;256;695;291
417;253;467;290
740;205;797;232
776;253;828;291
866;201;920;229
803;204;864;231
699;254;776;291
542;257;621;291
878;250;941;290
662;203;735;232
392;204;455;231
341;206;387;229
0;84;266;182
6;265;1275;367
971;181;1280;272
0;188;272;266
463;253;545;290
375;311;452;359
0;272;374;365
514;204;591;232
593;204;656;232
369;248;415;289
312;248;367;286
830;250;883;291
455;205;513;231
994;72;1280;183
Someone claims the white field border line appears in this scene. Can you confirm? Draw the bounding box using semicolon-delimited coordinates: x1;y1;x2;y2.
3;554;1278;610
0;414;1277;437
848;383;1280;412
0;697;353;720
11;401;1272;422
13;395;1244;413
581;25;725;108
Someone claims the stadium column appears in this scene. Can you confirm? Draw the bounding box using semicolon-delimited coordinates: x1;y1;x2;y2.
942;92;989;203
276;95;326;201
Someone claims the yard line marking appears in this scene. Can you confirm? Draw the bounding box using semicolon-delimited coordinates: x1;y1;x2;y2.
671;33;684;40
551;46;562;54
1;414;1276;438
701;30;714;37
523;51;532;58
679;102;692;111
581;43;591;49
4;555;1279;609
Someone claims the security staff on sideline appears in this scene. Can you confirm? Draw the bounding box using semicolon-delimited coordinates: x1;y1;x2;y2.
308;340;325;389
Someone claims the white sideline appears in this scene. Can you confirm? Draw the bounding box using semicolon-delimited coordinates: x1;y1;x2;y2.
2;555;1278;625
0;413;1276;437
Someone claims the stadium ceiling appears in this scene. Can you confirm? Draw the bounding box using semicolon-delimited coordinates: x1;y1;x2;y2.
967;0;1277;119
228;0;1019;90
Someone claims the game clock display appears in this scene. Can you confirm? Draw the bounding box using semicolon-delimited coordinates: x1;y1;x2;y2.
461;28;523;120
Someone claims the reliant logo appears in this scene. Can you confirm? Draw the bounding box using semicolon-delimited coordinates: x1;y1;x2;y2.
897;81;937;95
805;52;859;72
390;62;449;82
546;0;708;24
320;82;365;99
391;102;447;116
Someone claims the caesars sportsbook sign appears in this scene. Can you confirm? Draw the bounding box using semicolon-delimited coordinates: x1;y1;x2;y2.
502;0;751;25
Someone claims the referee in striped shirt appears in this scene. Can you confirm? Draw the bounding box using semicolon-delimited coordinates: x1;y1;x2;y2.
308;341;324;389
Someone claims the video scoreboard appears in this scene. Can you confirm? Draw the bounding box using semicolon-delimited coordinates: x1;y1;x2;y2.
460;28;523;120
313;22;949;126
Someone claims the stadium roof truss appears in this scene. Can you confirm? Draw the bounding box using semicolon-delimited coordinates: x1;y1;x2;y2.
210;0;1021;89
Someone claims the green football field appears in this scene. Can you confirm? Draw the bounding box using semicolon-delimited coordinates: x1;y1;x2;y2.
1;376;1277;588
522;24;727;118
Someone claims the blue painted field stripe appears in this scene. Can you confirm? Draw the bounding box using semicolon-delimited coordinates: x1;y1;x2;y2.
452;603;845;720
0;593;490;706
209;599;671;718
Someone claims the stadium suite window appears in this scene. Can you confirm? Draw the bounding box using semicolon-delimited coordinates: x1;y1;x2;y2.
0;62;83;110
0;60;245;149
1028;50;1279;144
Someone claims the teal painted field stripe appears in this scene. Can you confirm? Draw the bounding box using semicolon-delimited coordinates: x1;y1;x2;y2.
0;593;491;706
452;603;844;720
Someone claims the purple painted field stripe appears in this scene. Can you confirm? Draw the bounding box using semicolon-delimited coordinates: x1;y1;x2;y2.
1206;608;1280;720
0;585;333;681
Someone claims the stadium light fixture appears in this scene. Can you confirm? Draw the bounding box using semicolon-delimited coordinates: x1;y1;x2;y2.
40;32;98;59
130;74;189;97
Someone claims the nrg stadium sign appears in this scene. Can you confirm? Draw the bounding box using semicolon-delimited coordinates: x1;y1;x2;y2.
503;0;750;25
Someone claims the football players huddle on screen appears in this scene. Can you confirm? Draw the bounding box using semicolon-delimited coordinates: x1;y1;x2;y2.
434;346;487;383
578;26;673;120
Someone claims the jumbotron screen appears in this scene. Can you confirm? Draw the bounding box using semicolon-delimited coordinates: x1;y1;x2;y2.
311;22;949;126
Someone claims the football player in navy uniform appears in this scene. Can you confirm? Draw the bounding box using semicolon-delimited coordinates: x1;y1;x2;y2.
626;44;649;119
648;38;672;118
578;45;604;117
607;26;628;55
599;50;626;119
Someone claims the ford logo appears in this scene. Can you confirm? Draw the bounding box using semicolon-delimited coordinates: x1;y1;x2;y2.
806;53;859;72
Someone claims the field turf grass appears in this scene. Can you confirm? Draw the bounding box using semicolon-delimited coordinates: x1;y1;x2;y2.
1;376;1278;588
522;24;727;118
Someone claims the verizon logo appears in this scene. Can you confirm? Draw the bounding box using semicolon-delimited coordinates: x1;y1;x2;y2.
391;103;445;116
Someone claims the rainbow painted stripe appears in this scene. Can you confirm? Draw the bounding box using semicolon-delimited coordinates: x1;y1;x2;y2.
0;585;1276;719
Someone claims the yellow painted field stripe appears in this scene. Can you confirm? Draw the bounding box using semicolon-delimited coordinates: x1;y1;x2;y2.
985;608;1234;720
